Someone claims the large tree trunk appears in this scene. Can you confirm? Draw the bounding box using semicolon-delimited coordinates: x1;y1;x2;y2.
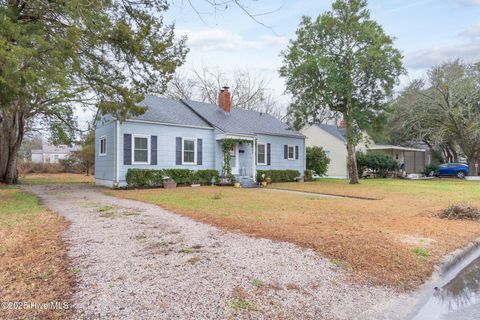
344;108;359;184
0;110;25;184
468;159;479;177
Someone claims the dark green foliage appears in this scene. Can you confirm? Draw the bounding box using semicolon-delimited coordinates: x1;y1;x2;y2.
162;169;194;185
0;0;188;184
356;152;399;178
425;164;440;176
256;170;301;183
193;170;220;185
126;169;220;188
280;0;404;184
304;170;313;181
306;147;330;176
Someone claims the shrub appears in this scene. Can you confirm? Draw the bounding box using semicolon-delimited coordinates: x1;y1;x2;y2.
356;152;399;178
306;146;330;176
304;169;313;181
425;163;440;176
162;169;194;185
256;170;300;183
126;168;220;188
126;169;163;187
193;169;220;185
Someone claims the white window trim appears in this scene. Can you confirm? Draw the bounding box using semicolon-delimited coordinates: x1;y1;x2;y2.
257;143;267;165
132;134;150;165
99;136;107;156
182;137;197;165
287;145;295;160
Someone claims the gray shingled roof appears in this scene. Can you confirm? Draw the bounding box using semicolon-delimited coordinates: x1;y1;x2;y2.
316;124;347;142
130;96;211;127
183;100;304;138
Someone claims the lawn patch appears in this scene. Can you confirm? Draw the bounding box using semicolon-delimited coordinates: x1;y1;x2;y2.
0;187;73;319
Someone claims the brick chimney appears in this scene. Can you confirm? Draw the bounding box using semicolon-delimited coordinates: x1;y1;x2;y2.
218;86;231;113
339;119;346;128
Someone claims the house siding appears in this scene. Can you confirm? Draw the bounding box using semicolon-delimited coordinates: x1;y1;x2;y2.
118;121;215;185
302;125;369;178
95;121;116;183
256;134;305;174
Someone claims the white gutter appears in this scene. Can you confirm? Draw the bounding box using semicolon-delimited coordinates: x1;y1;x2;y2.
115;120;120;188
252;137;256;182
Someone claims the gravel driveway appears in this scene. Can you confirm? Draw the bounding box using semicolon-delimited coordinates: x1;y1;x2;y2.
25;185;403;320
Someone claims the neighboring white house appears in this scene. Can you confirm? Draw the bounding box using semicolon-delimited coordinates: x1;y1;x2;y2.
302;124;369;178
31;144;80;163
302;124;428;178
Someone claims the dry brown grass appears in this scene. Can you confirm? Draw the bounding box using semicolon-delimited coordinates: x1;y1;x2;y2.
20;173;95;185
0;187;74;319
107;179;480;290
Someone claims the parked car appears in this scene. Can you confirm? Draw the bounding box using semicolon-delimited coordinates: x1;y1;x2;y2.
437;163;469;178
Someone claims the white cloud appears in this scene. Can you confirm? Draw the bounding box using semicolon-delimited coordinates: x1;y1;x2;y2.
178;29;288;51
462;23;480;38
452;0;480;5
405;23;480;69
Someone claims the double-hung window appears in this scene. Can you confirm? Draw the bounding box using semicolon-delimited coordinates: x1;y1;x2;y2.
287;145;295;160
257;143;266;165
99;137;107;156
183;139;196;164
133;135;150;164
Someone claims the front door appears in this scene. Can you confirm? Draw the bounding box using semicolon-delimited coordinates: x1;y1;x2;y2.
230;144;239;175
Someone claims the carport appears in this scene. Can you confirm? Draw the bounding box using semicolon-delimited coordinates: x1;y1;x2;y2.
367;145;427;174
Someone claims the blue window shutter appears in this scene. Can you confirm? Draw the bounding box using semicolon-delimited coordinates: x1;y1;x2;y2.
267;143;271;165
151;136;157;165
197;139;203;165
284;145;288;159
295;146;299;159
124;134;132;165
176;137;182;165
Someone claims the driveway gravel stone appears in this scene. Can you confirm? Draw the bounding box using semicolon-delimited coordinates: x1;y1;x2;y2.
25;184;403;320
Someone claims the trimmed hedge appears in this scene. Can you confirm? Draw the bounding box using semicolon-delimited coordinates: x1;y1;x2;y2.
256;170;301;183
126;168;220;188
193;169;220;185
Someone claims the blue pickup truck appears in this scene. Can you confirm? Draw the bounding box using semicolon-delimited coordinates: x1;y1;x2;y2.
437;163;469;178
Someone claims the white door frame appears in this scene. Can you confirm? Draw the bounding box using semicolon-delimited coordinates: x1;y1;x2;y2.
230;143;240;175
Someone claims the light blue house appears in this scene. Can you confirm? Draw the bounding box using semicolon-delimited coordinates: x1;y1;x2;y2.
95;87;306;188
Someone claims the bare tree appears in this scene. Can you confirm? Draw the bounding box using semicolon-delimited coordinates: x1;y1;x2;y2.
165;66;286;119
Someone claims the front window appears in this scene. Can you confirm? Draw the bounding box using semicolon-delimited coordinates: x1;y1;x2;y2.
257;143;266;165
133;135;149;164
288;145;295;160
99;137;107;156
183;139;196;164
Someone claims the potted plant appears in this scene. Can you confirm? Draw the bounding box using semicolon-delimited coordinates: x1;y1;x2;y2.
163;176;177;189
261;173;268;187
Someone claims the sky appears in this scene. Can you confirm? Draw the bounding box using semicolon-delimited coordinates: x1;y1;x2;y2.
77;0;480;126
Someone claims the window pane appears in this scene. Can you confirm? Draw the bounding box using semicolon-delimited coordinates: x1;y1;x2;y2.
184;140;194;152
258;144;265;163
258;154;265;164
135;137;148;149
134;150;148;162
184;151;195;163
288;146;294;158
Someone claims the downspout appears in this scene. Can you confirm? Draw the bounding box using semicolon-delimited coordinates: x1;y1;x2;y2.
252;137;256;182
115;120;120;188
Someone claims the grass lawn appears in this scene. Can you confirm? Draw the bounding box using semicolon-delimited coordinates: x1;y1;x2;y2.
20;173;95;185
0;186;73;319
107;178;480;290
